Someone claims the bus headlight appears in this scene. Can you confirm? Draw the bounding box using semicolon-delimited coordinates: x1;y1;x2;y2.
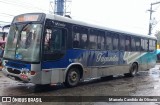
2;60;7;66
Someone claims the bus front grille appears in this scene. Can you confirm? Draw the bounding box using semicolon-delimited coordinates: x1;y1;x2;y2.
7;68;21;74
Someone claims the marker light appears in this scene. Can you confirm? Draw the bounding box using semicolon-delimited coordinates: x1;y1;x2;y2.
30;71;36;75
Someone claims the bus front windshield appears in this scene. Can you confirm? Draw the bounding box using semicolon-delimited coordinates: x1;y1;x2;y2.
4;23;42;62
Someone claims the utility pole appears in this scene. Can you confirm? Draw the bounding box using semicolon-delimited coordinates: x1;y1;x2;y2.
148;1;160;35
50;0;72;16
54;0;64;16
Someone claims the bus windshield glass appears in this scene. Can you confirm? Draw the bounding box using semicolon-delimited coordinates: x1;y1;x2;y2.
4;23;42;62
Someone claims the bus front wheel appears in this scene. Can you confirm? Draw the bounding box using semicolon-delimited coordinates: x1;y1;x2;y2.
64;68;80;88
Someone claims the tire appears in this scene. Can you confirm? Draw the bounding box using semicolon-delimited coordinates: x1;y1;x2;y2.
129;63;138;77
64;68;80;88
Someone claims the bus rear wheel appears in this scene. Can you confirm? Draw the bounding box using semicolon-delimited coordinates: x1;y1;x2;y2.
64;68;80;88
124;63;138;77
128;63;138;77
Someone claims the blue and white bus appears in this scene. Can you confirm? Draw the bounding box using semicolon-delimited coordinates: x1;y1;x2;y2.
2;13;157;87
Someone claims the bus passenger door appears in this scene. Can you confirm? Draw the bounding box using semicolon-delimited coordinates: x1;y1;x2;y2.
42;20;68;83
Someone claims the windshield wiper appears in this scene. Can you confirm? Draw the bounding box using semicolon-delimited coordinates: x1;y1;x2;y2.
15;22;32;56
19;22;32;33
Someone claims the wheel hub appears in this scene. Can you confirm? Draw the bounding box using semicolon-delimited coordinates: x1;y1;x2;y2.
70;71;77;82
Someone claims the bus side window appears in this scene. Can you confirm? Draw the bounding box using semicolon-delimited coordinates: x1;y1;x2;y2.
44;28;66;52
89;29;98;49
73;33;80;48
97;31;105;50
119;35;125;50
43;27;67;60
144;39;148;51
135;37;141;51
97;35;102;50
52;29;62;50
149;40;156;52
44;29;52;51
106;34;112;50
89;34;97;49
153;40;156;51
73;26;88;49
131;37;136;51
113;33;119;50
81;33;87;49
125;36;131;51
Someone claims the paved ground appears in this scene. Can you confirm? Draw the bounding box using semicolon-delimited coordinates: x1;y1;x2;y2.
0;65;160;105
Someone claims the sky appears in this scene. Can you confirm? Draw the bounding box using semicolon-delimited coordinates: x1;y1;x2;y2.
0;0;160;35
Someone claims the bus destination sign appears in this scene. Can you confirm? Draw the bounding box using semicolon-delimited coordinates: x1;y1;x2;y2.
13;14;40;23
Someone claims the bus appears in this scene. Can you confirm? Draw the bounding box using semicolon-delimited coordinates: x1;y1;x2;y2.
2;13;157;87
0;32;7;47
156;44;160;62
0;32;7;65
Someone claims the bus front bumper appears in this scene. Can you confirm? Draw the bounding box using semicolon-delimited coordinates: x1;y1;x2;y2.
2;67;32;83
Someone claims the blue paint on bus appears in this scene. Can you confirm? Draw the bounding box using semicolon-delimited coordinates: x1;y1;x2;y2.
5;60;31;70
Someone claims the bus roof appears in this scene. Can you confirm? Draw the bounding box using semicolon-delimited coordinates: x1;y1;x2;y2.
19;13;158;40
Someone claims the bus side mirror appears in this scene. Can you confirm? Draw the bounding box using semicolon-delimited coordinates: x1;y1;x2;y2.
2;33;5;41
2;24;10;31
